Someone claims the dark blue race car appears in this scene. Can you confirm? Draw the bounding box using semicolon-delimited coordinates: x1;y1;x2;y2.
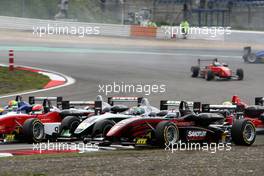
0;96;32;115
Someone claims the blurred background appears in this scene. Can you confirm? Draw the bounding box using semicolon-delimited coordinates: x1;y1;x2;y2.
0;0;263;30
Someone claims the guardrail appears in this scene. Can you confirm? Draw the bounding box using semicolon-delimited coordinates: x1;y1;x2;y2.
0;16;264;44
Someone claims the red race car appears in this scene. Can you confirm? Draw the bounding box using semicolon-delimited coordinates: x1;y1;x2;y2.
105;100;256;147
231;96;264;133
0;97;63;143
0;96;102;143
191;58;244;81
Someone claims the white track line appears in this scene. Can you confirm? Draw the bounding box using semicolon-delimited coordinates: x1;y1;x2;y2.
0;153;13;157
0;64;75;99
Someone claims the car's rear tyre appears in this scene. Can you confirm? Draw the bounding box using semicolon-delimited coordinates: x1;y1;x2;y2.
60;116;80;134
231;119;256;146
205;70;214;81
92;119;115;138
155;121;179;147
245;53;257;63
23;118;45;143
236;68;244;80
191;66;200;77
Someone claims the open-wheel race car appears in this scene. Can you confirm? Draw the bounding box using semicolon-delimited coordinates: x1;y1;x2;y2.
243;46;264;63
105;100;256;147
191;58;244;81
0;96;103;143
231;96;264;133
74;96;160;144
0;96;63;143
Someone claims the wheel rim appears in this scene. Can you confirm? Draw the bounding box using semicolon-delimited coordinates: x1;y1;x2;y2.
165;125;178;144
243;124;255;142
33;122;44;140
248;55;256;62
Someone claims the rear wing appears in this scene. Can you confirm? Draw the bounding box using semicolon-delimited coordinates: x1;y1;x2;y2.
198;58;217;65
160;100;201;113
255;97;264;106
62;100;102;114
243;46;251;58
202;104;244;116
29;96;63;107
108;96;143;106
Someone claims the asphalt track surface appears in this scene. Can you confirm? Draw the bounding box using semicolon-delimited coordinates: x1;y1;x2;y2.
0;33;264;176
0;34;264;150
0;40;263;106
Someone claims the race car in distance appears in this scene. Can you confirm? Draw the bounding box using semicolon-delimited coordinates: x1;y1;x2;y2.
0;96;103;143
231;96;264;133
106;100;256;147
191;58;244;81
243;46;264;63
74;96;160;143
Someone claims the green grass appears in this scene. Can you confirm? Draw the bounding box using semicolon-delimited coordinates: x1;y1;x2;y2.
0;66;50;95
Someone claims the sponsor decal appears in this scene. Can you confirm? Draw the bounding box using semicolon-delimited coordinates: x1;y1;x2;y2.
187;130;207;140
136;138;147;145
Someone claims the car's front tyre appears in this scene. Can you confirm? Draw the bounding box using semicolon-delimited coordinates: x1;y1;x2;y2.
23;118;45;143
155;121;179;147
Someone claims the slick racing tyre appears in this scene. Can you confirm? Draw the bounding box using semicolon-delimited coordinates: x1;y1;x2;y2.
92;119;115;138
205;70;214;81
191;66;200;77
23;118;45;143
231;119;256;146
245;53;257;63
236;69;244;80
60;116;81;134
155;121;179;147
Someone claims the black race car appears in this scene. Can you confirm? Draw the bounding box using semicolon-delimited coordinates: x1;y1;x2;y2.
106;100;256;147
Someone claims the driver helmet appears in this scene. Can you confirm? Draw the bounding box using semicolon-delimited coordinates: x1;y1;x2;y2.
165;111;181;119
32;104;44;114
222;101;232;106
0;107;4;114
8;100;18;111
128;106;145;116
213;61;221;66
